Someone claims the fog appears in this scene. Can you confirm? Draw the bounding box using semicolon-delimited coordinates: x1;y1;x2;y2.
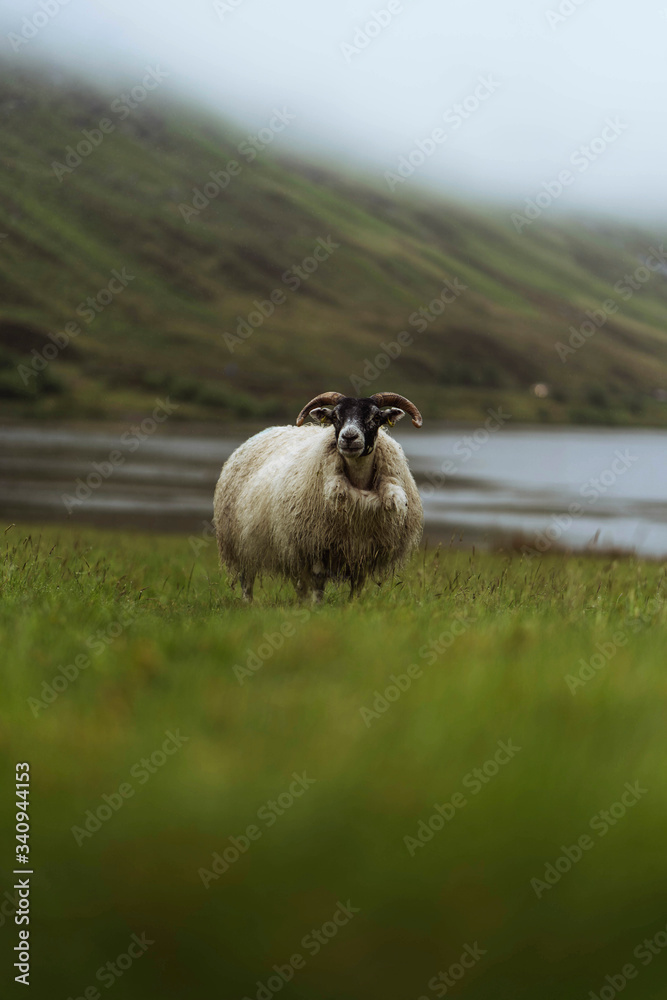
2;0;666;216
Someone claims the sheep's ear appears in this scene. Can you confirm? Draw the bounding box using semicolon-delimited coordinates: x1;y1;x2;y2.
379;407;405;427
308;407;334;425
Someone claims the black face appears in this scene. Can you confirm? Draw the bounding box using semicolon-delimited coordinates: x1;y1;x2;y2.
309;397;405;458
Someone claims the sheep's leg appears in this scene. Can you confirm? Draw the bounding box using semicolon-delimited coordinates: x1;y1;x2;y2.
294;572;325;603
296;580;325;603
349;573;366;600
301;561;326;604
240;573;254;602
380;481;408;512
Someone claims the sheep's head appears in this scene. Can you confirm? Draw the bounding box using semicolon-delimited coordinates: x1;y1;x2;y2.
296;392;422;458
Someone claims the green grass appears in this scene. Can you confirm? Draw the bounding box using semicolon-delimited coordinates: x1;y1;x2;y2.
2;65;667;426
2;524;667;998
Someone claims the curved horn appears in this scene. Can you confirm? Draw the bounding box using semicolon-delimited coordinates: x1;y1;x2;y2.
370;392;423;428
296;392;345;426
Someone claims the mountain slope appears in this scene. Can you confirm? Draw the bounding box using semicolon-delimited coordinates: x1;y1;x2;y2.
1;65;667;425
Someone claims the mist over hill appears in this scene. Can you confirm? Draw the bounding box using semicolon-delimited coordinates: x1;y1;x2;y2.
1;66;667;426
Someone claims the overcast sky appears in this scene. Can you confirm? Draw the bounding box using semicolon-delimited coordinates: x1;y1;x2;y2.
3;0;667;217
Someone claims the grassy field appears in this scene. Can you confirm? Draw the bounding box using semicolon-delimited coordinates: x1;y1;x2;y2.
2;523;667;998
2;65;667;427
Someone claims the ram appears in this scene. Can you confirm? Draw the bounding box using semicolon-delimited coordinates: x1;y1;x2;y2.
213;391;424;601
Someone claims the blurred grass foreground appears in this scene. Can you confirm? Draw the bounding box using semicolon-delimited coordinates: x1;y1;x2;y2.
2;524;667;998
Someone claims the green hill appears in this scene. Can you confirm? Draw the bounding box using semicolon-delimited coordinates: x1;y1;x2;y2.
1;64;667;425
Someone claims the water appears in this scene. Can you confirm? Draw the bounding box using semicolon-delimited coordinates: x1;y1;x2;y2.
405;426;667;557
1;423;666;557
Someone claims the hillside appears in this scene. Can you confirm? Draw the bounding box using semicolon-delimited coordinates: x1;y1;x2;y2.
1;65;667;425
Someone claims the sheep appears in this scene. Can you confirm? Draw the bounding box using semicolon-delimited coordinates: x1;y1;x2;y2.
213;391;424;601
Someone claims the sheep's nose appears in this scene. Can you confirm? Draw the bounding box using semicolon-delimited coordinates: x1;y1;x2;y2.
342;430;358;441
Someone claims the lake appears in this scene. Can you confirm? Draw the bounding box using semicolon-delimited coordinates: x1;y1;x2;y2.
1;423;666;557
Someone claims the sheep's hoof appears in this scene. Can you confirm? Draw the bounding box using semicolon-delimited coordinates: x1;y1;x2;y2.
383;488;408;512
